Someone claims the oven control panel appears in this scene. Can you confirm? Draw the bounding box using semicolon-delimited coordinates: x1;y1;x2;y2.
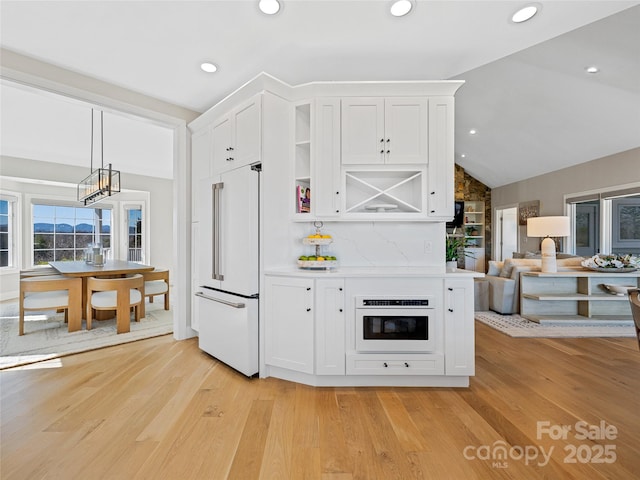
356;296;434;308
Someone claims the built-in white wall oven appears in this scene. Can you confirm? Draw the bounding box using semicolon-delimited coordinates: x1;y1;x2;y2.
355;295;436;353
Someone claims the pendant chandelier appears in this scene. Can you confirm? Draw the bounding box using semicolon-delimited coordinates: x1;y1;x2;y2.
77;109;121;205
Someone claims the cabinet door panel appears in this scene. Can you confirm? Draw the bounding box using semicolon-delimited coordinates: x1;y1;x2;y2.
265;277;314;373
314;98;342;217
341;98;384;164
233;98;261;167
384;98;428;164
315;279;345;375
427;96;455;218
191;128;212;221
444;278;475;375
211;116;232;175
190;222;200;332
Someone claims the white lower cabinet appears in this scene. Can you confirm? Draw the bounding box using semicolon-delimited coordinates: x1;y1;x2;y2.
444;278;475;375
265;276;346;376
264;273;476;384
264;276;314;374
315;278;345;375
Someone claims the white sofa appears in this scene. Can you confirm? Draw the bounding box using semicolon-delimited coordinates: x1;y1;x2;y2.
485;256;585;314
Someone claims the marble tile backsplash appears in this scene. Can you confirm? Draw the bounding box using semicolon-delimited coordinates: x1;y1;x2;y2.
301;221;445;267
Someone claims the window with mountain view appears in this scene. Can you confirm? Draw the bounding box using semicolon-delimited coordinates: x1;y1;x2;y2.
33;204;111;265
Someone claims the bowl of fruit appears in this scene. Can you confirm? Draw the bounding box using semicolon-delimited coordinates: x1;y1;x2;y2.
298;222;338;269
302;233;333;245
297;255;338;270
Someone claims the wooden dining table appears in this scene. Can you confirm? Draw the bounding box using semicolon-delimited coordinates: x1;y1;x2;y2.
50;260;155;321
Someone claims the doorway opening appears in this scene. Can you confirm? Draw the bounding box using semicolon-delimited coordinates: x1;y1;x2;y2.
494;206;518;261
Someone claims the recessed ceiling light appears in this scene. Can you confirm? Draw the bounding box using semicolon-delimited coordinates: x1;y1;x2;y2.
259;0;281;15
390;0;413;17
461;154;467;158
469;129;477;135
585;66;600;74
200;62;218;73
511;5;538;23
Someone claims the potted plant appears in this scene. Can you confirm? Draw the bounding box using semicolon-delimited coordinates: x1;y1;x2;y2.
445;230;473;272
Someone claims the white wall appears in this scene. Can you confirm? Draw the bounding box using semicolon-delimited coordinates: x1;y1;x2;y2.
491;148;640;254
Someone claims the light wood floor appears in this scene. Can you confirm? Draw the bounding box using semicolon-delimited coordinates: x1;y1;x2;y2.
1;323;639;480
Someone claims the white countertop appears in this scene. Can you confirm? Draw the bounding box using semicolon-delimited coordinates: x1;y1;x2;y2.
264;265;484;278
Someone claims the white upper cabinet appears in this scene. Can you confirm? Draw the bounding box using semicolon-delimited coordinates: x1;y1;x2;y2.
341;97;428;165
211;115;232;175
427;96;455;219
313;98;342;217
190;127;212;222
212;95;261;175
293;98;342;220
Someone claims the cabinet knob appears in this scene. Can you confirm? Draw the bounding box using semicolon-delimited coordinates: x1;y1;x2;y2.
430;191;435;195
448;308;454;313
228;147;234;151
386;139;390;143
430;210;435;213
306;308;311;312
336;191;339;195
404;362;409;367
306;287;311;291
380;138;384;143
336;210;340;213
227;157;234;162
448;287;453;291
386;150;390;154
339;287;343;291
339;308;343;312
383;362;388;368
380;150;384;154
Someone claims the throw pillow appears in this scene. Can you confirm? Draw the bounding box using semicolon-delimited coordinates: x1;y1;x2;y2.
487;261;503;276
499;259;515;278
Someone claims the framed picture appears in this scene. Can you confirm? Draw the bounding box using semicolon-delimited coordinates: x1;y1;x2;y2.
518;200;540;225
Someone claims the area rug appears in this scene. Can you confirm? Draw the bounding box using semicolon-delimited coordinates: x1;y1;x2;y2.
475;311;635;338
0;301;173;370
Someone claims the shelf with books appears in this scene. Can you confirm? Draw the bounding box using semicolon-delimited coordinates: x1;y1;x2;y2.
463;201;485;272
296;183;311;214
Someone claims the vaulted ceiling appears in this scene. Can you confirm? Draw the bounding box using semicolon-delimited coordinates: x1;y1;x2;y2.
1;1;639;187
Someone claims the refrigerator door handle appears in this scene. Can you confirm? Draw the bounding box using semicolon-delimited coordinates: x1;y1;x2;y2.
195;291;245;309
212;182;224;281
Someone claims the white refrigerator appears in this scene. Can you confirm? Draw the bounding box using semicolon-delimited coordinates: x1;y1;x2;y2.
196;163;260;377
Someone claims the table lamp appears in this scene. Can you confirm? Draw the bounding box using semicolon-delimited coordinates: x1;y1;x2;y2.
526;216;570;273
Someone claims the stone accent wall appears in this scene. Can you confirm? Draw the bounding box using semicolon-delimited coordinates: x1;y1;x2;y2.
455;164;492;268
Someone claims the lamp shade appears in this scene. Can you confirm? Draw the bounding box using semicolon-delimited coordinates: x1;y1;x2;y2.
527;216;570;238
